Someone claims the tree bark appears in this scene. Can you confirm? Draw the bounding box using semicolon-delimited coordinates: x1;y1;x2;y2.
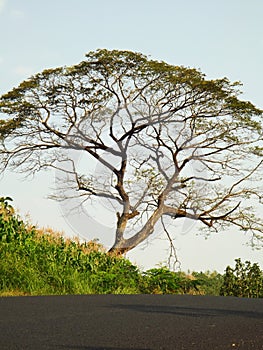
109;206;164;255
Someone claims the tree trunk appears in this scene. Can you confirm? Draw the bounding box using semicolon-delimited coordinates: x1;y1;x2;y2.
108;207;164;255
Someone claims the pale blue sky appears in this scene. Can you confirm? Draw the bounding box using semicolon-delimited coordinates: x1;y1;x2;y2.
0;0;263;272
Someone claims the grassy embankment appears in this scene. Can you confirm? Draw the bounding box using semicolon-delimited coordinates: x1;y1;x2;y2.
0;197;225;296
4;197;263;298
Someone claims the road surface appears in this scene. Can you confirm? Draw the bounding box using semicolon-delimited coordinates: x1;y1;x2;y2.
1;294;263;349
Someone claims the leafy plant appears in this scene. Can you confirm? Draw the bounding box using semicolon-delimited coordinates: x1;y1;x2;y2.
0;196;28;243
192;271;223;296
2;197;262;297
0;197;142;295
220;258;263;298
141;267;181;294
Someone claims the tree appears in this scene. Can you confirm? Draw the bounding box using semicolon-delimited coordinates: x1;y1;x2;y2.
0;49;262;257
220;258;263;298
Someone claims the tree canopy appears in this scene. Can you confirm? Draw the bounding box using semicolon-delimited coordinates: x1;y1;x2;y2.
0;49;262;258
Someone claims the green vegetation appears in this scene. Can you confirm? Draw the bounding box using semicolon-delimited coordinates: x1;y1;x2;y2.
220;258;263;298
0;197;140;295
0;197;262;297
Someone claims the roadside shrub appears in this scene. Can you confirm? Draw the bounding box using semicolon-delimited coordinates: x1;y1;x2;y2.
220;258;263;298
192;271;223;296
141;267;182;294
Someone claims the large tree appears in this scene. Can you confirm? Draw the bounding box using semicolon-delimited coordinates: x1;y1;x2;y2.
0;49;262;256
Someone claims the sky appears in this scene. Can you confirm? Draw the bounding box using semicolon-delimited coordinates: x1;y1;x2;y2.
0;0;263;272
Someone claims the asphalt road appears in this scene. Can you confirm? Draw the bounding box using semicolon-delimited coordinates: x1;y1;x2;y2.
0;294;263;350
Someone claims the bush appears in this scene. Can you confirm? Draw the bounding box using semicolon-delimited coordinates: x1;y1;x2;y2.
140;268;201;294
220;258;263;298
192;271;223;296
141;267;181;294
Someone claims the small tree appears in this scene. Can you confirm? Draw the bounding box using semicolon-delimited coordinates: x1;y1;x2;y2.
192;271;223;296
141;267;182;294
0;49;262;256
0;196;26;243
220;258;263;298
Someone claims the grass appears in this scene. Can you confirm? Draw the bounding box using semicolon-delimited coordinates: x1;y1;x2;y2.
0;225;141;295
0;224;223;296
0;196;243;297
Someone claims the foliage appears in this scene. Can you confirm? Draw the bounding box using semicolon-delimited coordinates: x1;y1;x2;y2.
140;268;207;294
220;258;263;298
0;196;28;243
140;267;182;294
1;197;262;297
139;269;223;295
0;49;262;257
192;271;224;296
0;197;140;295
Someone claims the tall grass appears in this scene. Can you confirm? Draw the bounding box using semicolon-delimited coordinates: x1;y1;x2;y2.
0;197;141;295
3;197;260;297
0;228;142;295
